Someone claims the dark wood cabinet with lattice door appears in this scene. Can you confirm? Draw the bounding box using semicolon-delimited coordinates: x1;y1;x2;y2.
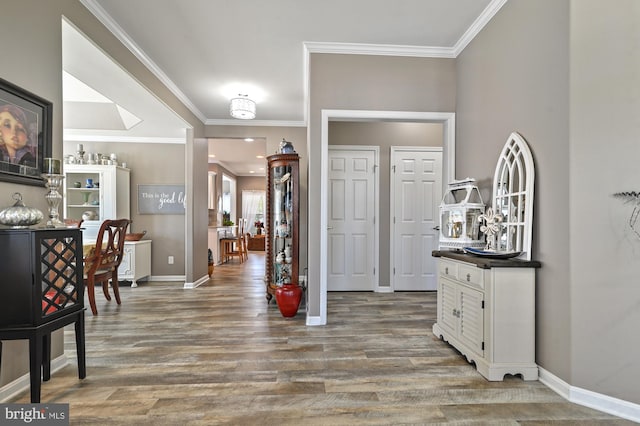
265;152;299;301
0;228;86;402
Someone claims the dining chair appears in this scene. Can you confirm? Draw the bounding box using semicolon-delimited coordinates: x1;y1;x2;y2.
244;232;251;259
83;218;130;315
221;218;246;263
242;218;250;260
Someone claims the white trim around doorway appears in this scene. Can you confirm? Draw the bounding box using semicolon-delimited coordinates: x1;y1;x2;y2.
315;110;456;326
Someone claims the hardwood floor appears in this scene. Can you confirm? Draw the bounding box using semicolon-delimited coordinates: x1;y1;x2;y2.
10;252;632;425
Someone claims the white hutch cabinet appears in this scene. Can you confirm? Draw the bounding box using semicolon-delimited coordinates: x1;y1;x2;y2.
63;164;130;240
432;251;540;381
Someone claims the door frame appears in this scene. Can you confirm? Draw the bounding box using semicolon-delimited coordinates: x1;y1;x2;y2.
389;146;444;292
318;110;456;325
327;145;380;292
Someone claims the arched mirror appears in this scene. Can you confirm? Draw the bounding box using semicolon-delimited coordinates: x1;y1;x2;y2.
492;132;535;260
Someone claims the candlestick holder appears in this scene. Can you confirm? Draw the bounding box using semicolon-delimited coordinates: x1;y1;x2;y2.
42;174;65;228
75;149;85;164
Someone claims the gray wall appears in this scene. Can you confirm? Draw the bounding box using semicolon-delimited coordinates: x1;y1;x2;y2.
63;141;187;276
188;135;210;284
456;0;572;386
0;0;205;388
570;0;640;403
457;0;640;405
328;121;443;286
308;54;456;317
207;162;237;226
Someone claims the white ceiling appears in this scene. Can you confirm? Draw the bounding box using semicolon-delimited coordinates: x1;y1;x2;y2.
64;0;504;174
208;137;267;177
62;19;188;142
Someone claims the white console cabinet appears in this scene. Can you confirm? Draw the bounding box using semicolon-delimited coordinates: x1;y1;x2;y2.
432;251;540;381
119;240;152;287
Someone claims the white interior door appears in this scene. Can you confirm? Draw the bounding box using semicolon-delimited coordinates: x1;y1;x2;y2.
327;147;377;291
391;148;443;291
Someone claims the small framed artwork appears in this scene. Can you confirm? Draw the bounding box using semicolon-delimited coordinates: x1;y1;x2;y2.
0;77;52;186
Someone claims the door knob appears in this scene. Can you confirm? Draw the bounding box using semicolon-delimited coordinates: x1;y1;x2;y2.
433;226;440;231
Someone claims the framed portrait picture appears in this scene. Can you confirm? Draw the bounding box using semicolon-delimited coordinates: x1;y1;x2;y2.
0;77;52;186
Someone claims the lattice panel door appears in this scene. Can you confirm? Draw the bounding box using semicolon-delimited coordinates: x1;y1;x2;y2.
40;235;82;317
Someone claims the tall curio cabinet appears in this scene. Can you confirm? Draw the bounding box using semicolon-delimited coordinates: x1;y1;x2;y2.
265;152;299;301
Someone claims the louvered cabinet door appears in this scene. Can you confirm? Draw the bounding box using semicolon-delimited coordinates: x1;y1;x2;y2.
437;277;459;338
458;284;484;356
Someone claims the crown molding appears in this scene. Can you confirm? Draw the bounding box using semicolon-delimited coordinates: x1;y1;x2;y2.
303;41;456;58
64;132;185;144
204;118;307;128
453;0;509;56
80;0;207;124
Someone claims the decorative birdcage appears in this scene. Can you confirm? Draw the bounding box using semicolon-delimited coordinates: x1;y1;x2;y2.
439;178;486;250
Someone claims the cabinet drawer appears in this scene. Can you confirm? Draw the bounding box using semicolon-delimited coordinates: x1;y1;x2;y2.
457;263;484;289
439;260;457;279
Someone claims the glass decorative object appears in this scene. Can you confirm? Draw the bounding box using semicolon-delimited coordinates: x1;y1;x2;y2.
42;173;65;228
0;192;44;228
439;178;486;250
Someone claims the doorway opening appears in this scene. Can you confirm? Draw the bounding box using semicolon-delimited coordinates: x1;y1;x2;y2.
316;110;456;325
222;174;236;224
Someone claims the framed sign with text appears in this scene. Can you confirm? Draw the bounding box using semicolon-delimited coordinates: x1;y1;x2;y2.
137;184;186;215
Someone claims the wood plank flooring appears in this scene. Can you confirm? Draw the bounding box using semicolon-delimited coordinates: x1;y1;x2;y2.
10;252;633;425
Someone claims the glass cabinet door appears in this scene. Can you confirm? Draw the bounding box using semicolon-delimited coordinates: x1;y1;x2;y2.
265;153;299;301
271;164;294;285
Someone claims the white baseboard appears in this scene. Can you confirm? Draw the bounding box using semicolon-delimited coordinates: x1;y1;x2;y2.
148;275;186;282
0;355;68;403
376;286;393;293
184;274;209;289
306;315;325;326
539;367;640;423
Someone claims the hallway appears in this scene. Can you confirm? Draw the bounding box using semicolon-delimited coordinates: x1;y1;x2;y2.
9;253;630;425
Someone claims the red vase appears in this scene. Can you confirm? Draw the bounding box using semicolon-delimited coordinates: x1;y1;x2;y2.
275;284;302;317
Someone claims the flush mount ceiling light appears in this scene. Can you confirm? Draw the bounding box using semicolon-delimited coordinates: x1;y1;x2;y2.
229;94;256;119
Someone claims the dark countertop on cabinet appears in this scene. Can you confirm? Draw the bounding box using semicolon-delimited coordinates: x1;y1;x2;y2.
432;250;541;269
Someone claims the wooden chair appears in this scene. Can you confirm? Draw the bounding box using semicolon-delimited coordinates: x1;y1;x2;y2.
244;232;251;259
83;218;130;315
241;219;250;260
221;218;246;263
